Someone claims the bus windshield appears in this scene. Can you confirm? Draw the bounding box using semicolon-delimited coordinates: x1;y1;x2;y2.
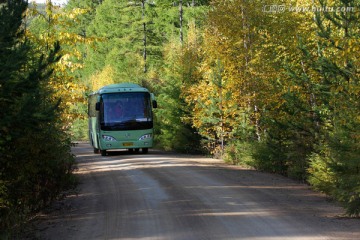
100;92;153;130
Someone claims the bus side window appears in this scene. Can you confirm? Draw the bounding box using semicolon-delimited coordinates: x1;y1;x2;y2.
88;95;98;117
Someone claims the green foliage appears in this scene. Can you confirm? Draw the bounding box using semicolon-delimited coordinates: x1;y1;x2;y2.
84;0;161;84
223;141;255;167
156;36;202;153
302;0;360;216
70;118;88;141
251;139;288;175
308;135;360;216
0;0;75;232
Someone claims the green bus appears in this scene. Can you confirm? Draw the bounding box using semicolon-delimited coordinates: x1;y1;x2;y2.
88;83;157;156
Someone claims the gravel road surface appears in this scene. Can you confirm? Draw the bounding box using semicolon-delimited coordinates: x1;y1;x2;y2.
30;143;359;240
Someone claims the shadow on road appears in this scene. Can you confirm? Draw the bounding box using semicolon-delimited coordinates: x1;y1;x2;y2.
30;143;360;240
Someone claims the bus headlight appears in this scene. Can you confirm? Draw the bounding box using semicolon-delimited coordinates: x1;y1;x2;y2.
102;135;117;141
139;134;152;141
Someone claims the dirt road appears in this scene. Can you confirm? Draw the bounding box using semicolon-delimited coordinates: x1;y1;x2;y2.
31;143;359;240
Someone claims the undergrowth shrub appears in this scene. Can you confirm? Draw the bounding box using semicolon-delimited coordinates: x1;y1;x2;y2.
308;134;360;217
223;141;255;167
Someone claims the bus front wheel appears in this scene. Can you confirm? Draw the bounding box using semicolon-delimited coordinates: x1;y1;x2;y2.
101;150;107;156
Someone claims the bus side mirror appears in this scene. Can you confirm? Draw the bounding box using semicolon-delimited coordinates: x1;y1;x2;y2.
152;100;158;109
95;102;100;111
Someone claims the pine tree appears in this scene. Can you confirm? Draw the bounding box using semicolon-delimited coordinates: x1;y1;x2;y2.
307;0;360;216
84;0;162;85
0;0;75;230
0;0;29;164
156;33;202;153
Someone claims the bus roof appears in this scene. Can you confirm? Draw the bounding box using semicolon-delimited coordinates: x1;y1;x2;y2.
92;83;150;95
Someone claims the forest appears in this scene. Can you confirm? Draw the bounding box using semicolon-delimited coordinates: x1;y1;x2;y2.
1;0;359;234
